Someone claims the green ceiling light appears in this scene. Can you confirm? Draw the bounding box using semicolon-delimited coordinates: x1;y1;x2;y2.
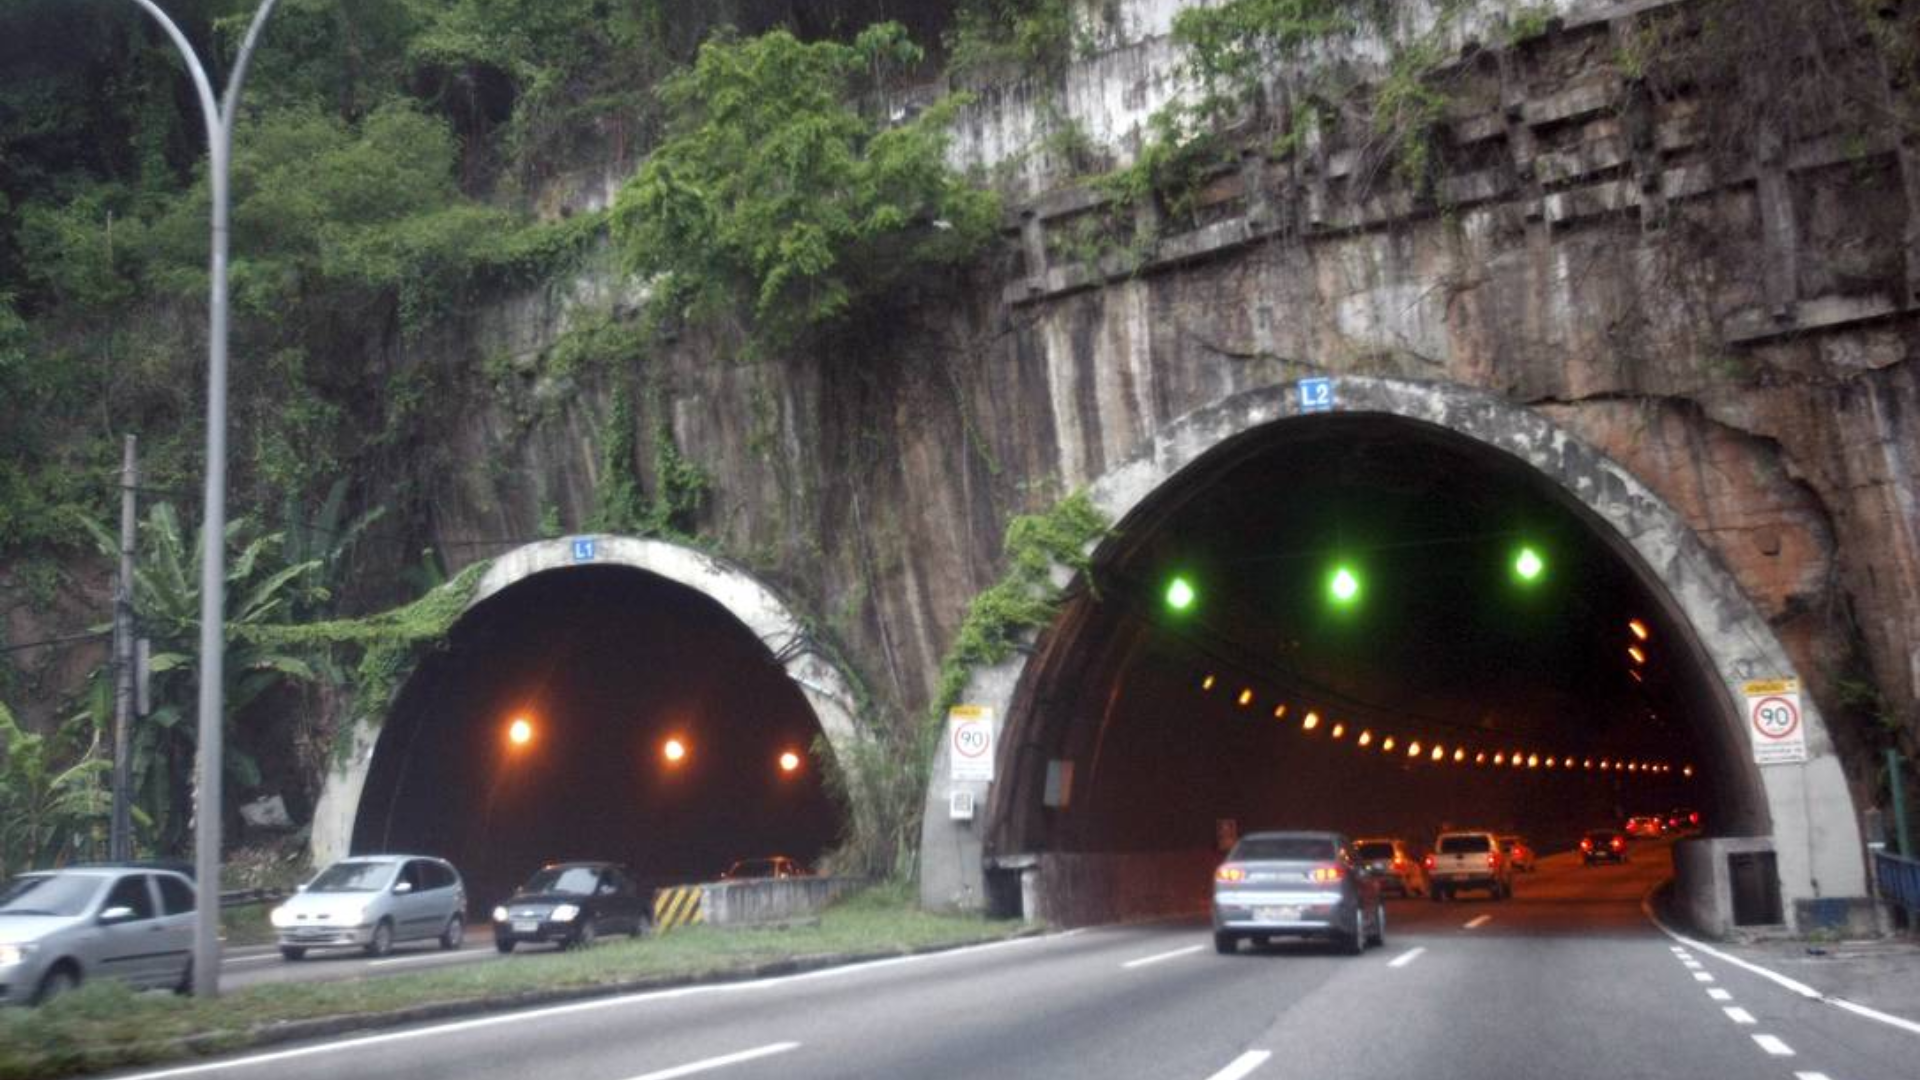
1165;575;1196;612
1513;545;1545;583
1328;565;1362;605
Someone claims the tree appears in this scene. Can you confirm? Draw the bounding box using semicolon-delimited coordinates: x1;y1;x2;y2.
0;702;111;878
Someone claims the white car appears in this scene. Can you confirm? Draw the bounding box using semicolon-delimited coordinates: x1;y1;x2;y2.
0;865;197;1005
271;854;466;959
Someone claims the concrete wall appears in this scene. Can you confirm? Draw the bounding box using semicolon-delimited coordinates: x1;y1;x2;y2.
700;876;863;927
1024;851;1218;926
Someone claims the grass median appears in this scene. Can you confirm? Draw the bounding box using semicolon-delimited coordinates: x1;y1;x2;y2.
0;885;1031;1080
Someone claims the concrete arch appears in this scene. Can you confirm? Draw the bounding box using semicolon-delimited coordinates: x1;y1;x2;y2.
310;535;864;867
921;377;1866;930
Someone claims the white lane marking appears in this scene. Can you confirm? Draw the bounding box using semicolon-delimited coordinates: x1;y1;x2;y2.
1753;1034;1795;1056
1463;915;1491;929
1645;891;1920;1039
1204;1050;1272;1080
621;1042;799;1080
1724;1007;1756;1024
113;931;1065;1079
1387;947;1426;969
1707;988;1733;1002
1123;944;1204;969
368;950;494;968
1669;945;1688;954
1794;1073;1834;1080
1681;959;1703;969
1693;972;1716;982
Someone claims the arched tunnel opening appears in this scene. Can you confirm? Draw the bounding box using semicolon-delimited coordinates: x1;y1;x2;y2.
352;565;842;909
988;414;1766;920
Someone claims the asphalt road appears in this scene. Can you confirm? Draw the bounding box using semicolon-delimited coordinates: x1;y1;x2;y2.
216;929;503;990
126;840;1915;1080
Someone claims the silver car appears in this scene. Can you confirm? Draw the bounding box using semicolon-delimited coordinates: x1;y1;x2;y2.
1211;831;1386;955
0;866;197;1005
270;854;466;959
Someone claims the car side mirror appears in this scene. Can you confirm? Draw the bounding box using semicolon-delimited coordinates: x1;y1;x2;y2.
99;905;136;924
393;881;413;895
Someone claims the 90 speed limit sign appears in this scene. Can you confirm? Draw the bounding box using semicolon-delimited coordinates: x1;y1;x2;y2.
948;705;996;782
1743;678;1806;765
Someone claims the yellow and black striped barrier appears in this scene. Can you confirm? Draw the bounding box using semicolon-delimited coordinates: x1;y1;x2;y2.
653;885;705;932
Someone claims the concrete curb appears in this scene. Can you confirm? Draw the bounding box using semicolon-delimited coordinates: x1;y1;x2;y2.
90;927;1050;1077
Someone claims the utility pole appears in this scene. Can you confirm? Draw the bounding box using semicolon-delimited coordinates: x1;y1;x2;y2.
110;435;137;861
123;0;282;998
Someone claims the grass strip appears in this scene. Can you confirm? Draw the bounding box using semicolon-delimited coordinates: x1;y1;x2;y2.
0;887;1028;1079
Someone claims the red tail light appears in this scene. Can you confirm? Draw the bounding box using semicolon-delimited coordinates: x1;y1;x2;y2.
1690;813;1700;825
1309;865;1346;884
1215;864;1246;883
1610;837;1625;850
1486;853;1501;869
1580;839;1593;852
1392;857;1407;869
1422;854;1435;871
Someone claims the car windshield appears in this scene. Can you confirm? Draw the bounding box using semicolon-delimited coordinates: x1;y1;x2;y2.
308;861;396;892
0;873;102;916
1353;842;1396;860
520;867;602;895
1439;835;1493;854
1233;837;1336;861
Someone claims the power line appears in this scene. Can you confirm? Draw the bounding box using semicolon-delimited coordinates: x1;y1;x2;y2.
1;630;111;656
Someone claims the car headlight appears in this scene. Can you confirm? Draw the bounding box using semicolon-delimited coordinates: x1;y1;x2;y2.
492;906;509;923
0;943;29;966
269;906;293;928
551;904;579;922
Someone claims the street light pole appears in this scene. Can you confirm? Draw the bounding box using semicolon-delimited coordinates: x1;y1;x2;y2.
124;0;281;998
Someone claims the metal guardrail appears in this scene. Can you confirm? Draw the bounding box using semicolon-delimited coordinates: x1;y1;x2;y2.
219;887;286;909
1873;850;1920;916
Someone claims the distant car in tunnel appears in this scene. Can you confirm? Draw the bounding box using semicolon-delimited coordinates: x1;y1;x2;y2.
1580;829;1629;864
1666;807;1702;833
1623;815;1667;838
491;862;649;952
719;856;810;881
1423;831;1512;901
1211;831;1385;956
1498;835;1537;873
1351;838;1428;897
271;855;467;959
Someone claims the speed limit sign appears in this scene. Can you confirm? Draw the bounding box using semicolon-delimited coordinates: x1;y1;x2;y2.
1744;678;1806;765
948;705;996;782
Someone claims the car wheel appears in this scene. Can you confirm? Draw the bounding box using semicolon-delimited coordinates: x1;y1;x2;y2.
1213;931;1237;955
440;915;464;951
365;919;394;958
1367;902;1386;948
1339;912;1365;956
34;964;78;1005
571;918;598;950
280;946;306;961
495;938;515;954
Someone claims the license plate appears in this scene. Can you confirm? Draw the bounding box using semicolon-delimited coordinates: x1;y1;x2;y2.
1255;906;1301;922
513;920;538;933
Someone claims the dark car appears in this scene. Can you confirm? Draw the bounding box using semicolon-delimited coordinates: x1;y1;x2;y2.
491;862;649;952
1210;831;1385;955
720;856;810;881
1580;829;1629;864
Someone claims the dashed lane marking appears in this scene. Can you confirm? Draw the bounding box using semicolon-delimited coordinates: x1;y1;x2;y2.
1724;1007;1756;1025
620;1042;800;1080
1203;1050;1272;1080
1793;1073;1833;1080
1681;959;1703;969
1693;972;1716;983
1707;988;1733;1002
1753;1034;1796;1057
1123;945;1203;969
1387;947;1426;969
1463;915;1492;929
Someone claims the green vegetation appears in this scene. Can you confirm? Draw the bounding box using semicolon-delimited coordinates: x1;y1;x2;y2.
609;23;1000;349
0;886;1027;1080
0;703;110;879
945;0;1080;78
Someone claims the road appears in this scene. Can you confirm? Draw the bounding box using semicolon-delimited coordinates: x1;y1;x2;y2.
125;840;1914;1080
216;931;501;990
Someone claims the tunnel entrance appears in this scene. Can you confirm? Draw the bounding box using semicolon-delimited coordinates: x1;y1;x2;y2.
922;379;1865;928
313;537;862;910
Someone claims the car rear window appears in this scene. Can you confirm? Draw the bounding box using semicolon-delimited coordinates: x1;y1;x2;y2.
1354;842;1396;860
1233;837;1337;861
1438;835;1493;854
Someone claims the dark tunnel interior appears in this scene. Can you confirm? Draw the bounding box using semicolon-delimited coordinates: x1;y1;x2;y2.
990;414;1755;862
353;566;841;909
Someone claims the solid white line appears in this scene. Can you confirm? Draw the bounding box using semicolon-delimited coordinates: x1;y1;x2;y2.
1724;1006;1756;1025
114;931;1064;1079
1123;944;1204;969
1753;1034;1795;1056
368;950;493;968
1463;915;1491;929
1387;947;1426;969
1643;890;1920;1038
1204;1050;1272;1080
621;1042;799;1080
1707;988;1733;1002
1693;972;1716;982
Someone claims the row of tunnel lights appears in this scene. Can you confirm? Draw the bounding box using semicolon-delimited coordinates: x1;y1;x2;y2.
504;717;806;775
1198;673;1694;779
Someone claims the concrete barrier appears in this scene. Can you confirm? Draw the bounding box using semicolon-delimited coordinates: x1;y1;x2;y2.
698;876;862;927
1019;851;1217;927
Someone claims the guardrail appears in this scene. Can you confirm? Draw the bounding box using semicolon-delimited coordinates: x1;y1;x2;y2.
1874;850;1920;926
219;887;286;909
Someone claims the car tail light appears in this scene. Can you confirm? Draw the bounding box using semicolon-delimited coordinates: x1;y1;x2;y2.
1486;853;1501;869
1690;812;1700;825
1422;854;1435;870
1309;866;1345;884
1215;864;1246;883
1611;837;1625;850
1392;857;1407;869
1580;839;1593;852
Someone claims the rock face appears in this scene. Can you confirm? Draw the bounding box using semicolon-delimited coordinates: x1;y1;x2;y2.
404;0;1917;819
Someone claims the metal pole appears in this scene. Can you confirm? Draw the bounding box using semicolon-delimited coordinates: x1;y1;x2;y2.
1891;748;1913;860
125;0;280;999
110;435;138;861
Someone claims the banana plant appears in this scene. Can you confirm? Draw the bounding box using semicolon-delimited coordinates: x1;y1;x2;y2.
0;703;114;878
